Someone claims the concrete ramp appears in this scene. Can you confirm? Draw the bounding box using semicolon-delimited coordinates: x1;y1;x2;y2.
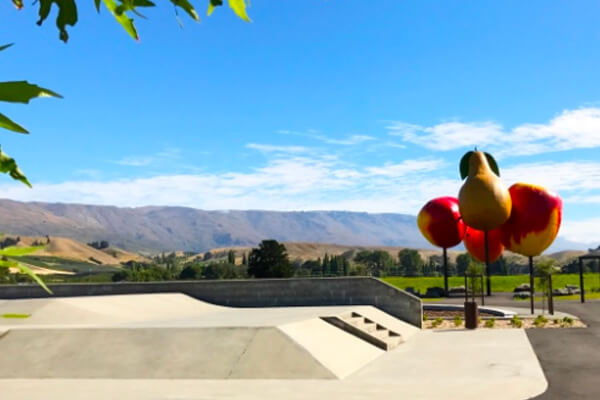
0;327;336;379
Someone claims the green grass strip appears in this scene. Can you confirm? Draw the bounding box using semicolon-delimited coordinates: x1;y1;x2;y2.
2;313;31;319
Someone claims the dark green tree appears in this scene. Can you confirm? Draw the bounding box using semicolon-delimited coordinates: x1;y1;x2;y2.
354;250;394;277
248;240;293;278
242;252;248;266
322;253;330;276
456;252;472;276
227;249;236;264
398;249;423;277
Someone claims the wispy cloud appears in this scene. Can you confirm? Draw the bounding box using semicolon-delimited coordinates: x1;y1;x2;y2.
278;129;375;146
113;148;183;167
388;107;600;156
114;156;155;167
246;143;311;153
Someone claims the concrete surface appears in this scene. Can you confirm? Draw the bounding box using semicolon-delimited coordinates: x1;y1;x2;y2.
0;293;548;399
433;294;600;399
0;327;337;379
0;277;424;327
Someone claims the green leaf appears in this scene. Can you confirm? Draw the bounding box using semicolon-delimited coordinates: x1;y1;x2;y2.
0;113;28;134
36;0;78;43
0;260;52;294
95;0;101;12
0;81;62;104
0;246;45;257
0;44;14;52
102;0;139;40
228;0;251;21
0;147;32;187
208;0;223;16
171;0;200;22
12;0;23;10
459;151;473;180
115;0;156;16
484;152;500;177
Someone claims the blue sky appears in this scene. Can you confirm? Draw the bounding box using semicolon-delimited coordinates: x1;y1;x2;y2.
1;1;600;245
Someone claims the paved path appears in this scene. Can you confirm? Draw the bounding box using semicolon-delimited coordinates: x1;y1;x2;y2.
433;294;600;399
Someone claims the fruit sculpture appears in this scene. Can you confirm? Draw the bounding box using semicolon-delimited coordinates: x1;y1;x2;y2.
499;183;563;314
416;148;562;316
417;197;465;249
458;150;511;295
458;151;512;231
463;226;503;264
500;183;562;257
417;197;466;296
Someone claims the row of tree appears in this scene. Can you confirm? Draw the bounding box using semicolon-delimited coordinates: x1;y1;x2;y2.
108;240;600;283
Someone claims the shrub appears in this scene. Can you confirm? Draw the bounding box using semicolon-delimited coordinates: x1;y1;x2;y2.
423;314;428;322
431;317;443;328
562;316;574;326
534;315;548;327
553;318;560;325
510;315;523;328
484;318;496;328
453;315;463;327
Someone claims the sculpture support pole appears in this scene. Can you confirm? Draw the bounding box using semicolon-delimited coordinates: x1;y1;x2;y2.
579;257;585;303
529;256;535;315
484;230;491;296
443;247;448;297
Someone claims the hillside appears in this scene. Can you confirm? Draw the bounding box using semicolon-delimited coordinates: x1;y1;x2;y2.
0;200;428;252
4;236;144;266
0;199;591;254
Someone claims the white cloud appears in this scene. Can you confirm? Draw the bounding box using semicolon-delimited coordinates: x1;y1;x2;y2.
113;148;183;167
278;129;375;146
501;161;600;193
113;156;154;167
245;143;311;153
558;218;600;244
388;107;600;155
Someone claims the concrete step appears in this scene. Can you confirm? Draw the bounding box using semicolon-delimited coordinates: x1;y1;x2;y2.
321;312;404;351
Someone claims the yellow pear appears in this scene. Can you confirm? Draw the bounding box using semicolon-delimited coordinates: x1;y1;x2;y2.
458;151;511;231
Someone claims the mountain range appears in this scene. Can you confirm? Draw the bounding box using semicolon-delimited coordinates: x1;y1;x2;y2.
0;199;590;254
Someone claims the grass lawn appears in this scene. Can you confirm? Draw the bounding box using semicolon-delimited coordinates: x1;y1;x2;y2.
2;314;30;319
383;273;600;293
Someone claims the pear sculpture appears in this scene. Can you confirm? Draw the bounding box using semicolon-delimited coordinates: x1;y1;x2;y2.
458;150;512;231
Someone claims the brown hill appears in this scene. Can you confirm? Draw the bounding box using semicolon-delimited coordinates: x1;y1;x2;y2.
6;236;144;265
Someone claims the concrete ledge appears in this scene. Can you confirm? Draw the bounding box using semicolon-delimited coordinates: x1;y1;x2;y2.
0;278;423;328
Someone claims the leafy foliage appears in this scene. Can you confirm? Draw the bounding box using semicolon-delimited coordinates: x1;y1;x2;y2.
0;245;52;294
23;0;251;42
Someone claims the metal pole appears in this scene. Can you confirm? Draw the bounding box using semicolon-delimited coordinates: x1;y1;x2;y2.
480;274;484;306
464;274;468;302
579;257;585;303
529;256;535;315
548;273;554;315
443;247;449;297
484;230;491;296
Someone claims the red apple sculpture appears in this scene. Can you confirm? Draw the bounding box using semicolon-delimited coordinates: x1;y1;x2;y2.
417;197;465;249
463;226;504;264
418;196;466;296
500;182;562;315
500;183;562;257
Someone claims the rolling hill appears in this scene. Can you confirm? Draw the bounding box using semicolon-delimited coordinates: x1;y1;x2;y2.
0;199;592;254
